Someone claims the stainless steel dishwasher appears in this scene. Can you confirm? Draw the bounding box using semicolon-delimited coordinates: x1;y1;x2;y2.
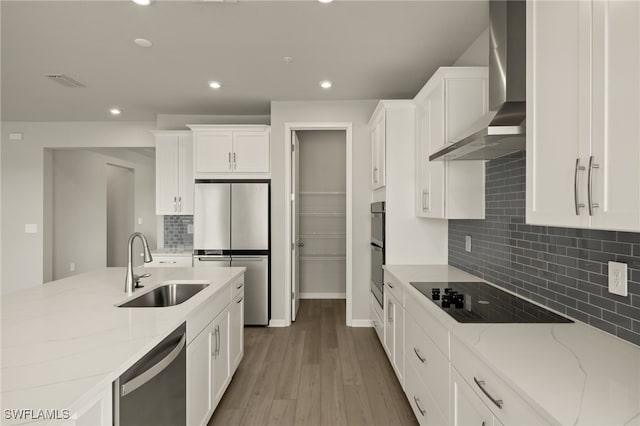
113;323;186;426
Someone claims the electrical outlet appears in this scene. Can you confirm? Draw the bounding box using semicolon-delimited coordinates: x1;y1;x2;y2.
137;217;143;225
25;224;38;234
69;262;76;272
187;224;194;234
465;235;472;252
608;261;628;296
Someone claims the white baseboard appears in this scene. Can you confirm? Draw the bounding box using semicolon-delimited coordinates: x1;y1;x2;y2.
299;292;346;299
268;319;287;327
350;319;374;327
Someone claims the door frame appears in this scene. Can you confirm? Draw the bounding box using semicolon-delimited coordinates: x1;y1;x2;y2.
284;122;353;326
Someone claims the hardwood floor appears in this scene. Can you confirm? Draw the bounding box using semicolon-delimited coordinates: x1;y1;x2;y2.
209;299;418;426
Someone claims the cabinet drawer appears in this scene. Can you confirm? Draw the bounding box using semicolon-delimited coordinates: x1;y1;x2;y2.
406;294;449;359
145;255;193;268
383;271;404;307
406;311;449;416
450;337;551;425
405;357;448;426
186;284;231;345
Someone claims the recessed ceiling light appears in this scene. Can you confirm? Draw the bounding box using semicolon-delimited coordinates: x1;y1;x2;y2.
110;108;122;116
318;0;334;3
320;80;333;89
134;38;153;48
132;0;153;5
209;81;222;89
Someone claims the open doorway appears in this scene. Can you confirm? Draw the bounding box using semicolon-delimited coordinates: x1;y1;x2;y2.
286;123;353;325
106;164;135;267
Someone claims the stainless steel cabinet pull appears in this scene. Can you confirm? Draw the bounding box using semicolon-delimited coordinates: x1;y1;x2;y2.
588;155;600;216
228;152;232;170
121;335;186;396
386;282;394;289
216;325;222;357
158;261;176;264
474;377;503;409
236;283;244;289
413;347;426;363
422;190;428;212
236;297;243;304
178;196;182;212
387;302;393;322
173;196;178;212
413;396;426;416
373;167;379;183
212;329;218;357
233;152;237;169
574;158;586;215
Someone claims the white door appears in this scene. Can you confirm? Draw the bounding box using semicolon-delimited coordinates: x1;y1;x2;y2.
178;133;194;214
591;0;640;231
211;311;230;405
194;131;233;173
233;131;270;173
424;85;446;218
526;0;592;228
155;134;180;215
291;131;301;322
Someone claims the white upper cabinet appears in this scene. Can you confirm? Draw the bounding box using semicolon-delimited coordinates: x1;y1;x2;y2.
190;125;270;179
370;107;386;190
415;67;488;219
527;0;640;232
155;131;194;215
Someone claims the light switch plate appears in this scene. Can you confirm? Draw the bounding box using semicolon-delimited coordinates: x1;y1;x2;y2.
137;217;143;225
25;224;38;233
465;235;472;252
608;261;628;297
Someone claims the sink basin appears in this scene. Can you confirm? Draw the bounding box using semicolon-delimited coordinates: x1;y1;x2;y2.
118;283;209;308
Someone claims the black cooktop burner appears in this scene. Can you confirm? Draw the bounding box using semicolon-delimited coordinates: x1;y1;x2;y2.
410;281;573;323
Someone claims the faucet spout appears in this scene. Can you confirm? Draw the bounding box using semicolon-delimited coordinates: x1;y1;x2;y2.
125;232;153;295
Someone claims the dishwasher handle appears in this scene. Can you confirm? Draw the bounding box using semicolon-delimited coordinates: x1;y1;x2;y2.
121;334;186;396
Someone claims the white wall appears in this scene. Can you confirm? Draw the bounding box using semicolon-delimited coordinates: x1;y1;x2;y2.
454;27;490;67
1;122;155;294
106;164;135;268
270;100;377;323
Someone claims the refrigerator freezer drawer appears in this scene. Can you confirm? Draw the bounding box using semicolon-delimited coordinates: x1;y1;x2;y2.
231;256;269;325
231;183;269;251
193;256;231;268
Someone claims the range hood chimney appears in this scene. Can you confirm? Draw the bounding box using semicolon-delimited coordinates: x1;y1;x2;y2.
430;0;526;161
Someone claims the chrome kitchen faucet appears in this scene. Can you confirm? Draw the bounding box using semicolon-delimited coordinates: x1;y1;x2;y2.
124;232;153;295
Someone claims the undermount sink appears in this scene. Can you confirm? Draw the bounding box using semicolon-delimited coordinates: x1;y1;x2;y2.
118;283;209;308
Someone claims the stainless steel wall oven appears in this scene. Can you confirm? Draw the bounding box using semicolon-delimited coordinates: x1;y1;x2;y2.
370;202;385;308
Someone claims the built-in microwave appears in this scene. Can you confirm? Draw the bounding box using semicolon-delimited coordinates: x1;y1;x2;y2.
370;202;385;308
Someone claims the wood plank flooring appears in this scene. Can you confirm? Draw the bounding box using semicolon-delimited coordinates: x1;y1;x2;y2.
209;299;418;426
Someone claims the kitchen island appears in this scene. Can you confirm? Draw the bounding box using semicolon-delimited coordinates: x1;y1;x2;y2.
1;266;245;425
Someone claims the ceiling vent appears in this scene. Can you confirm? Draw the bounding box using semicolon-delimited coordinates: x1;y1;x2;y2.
45;74;87;88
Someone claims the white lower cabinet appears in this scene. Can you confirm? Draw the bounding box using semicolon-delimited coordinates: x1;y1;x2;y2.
186;277;244;426
187;324;213;426
451;369;500;426
405;360;448;426
383;285;404;385
70;386;112;426
371;292;384;343
211;310;230;406
230;291;244;371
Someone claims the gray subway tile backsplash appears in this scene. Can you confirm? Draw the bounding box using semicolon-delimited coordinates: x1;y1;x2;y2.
449;151;640;347
164;215;193;248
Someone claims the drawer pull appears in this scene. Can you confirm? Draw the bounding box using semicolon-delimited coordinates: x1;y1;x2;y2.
386;282;394;289
413;396;426;417
236;283;244;289
474;377;503;409
236;297;244;304
413;347;426;363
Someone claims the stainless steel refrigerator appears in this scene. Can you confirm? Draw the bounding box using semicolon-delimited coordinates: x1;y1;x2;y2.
193;181;270;325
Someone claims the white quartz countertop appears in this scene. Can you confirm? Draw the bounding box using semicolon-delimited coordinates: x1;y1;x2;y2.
1;266;245;425
385;265;640;426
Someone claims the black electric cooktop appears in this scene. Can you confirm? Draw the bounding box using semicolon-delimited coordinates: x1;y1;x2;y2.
409;281;573;323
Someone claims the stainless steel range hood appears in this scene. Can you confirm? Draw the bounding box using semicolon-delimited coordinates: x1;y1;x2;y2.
430;0;526;161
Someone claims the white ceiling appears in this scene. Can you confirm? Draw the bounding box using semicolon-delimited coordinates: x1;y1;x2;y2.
1;1;488;121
